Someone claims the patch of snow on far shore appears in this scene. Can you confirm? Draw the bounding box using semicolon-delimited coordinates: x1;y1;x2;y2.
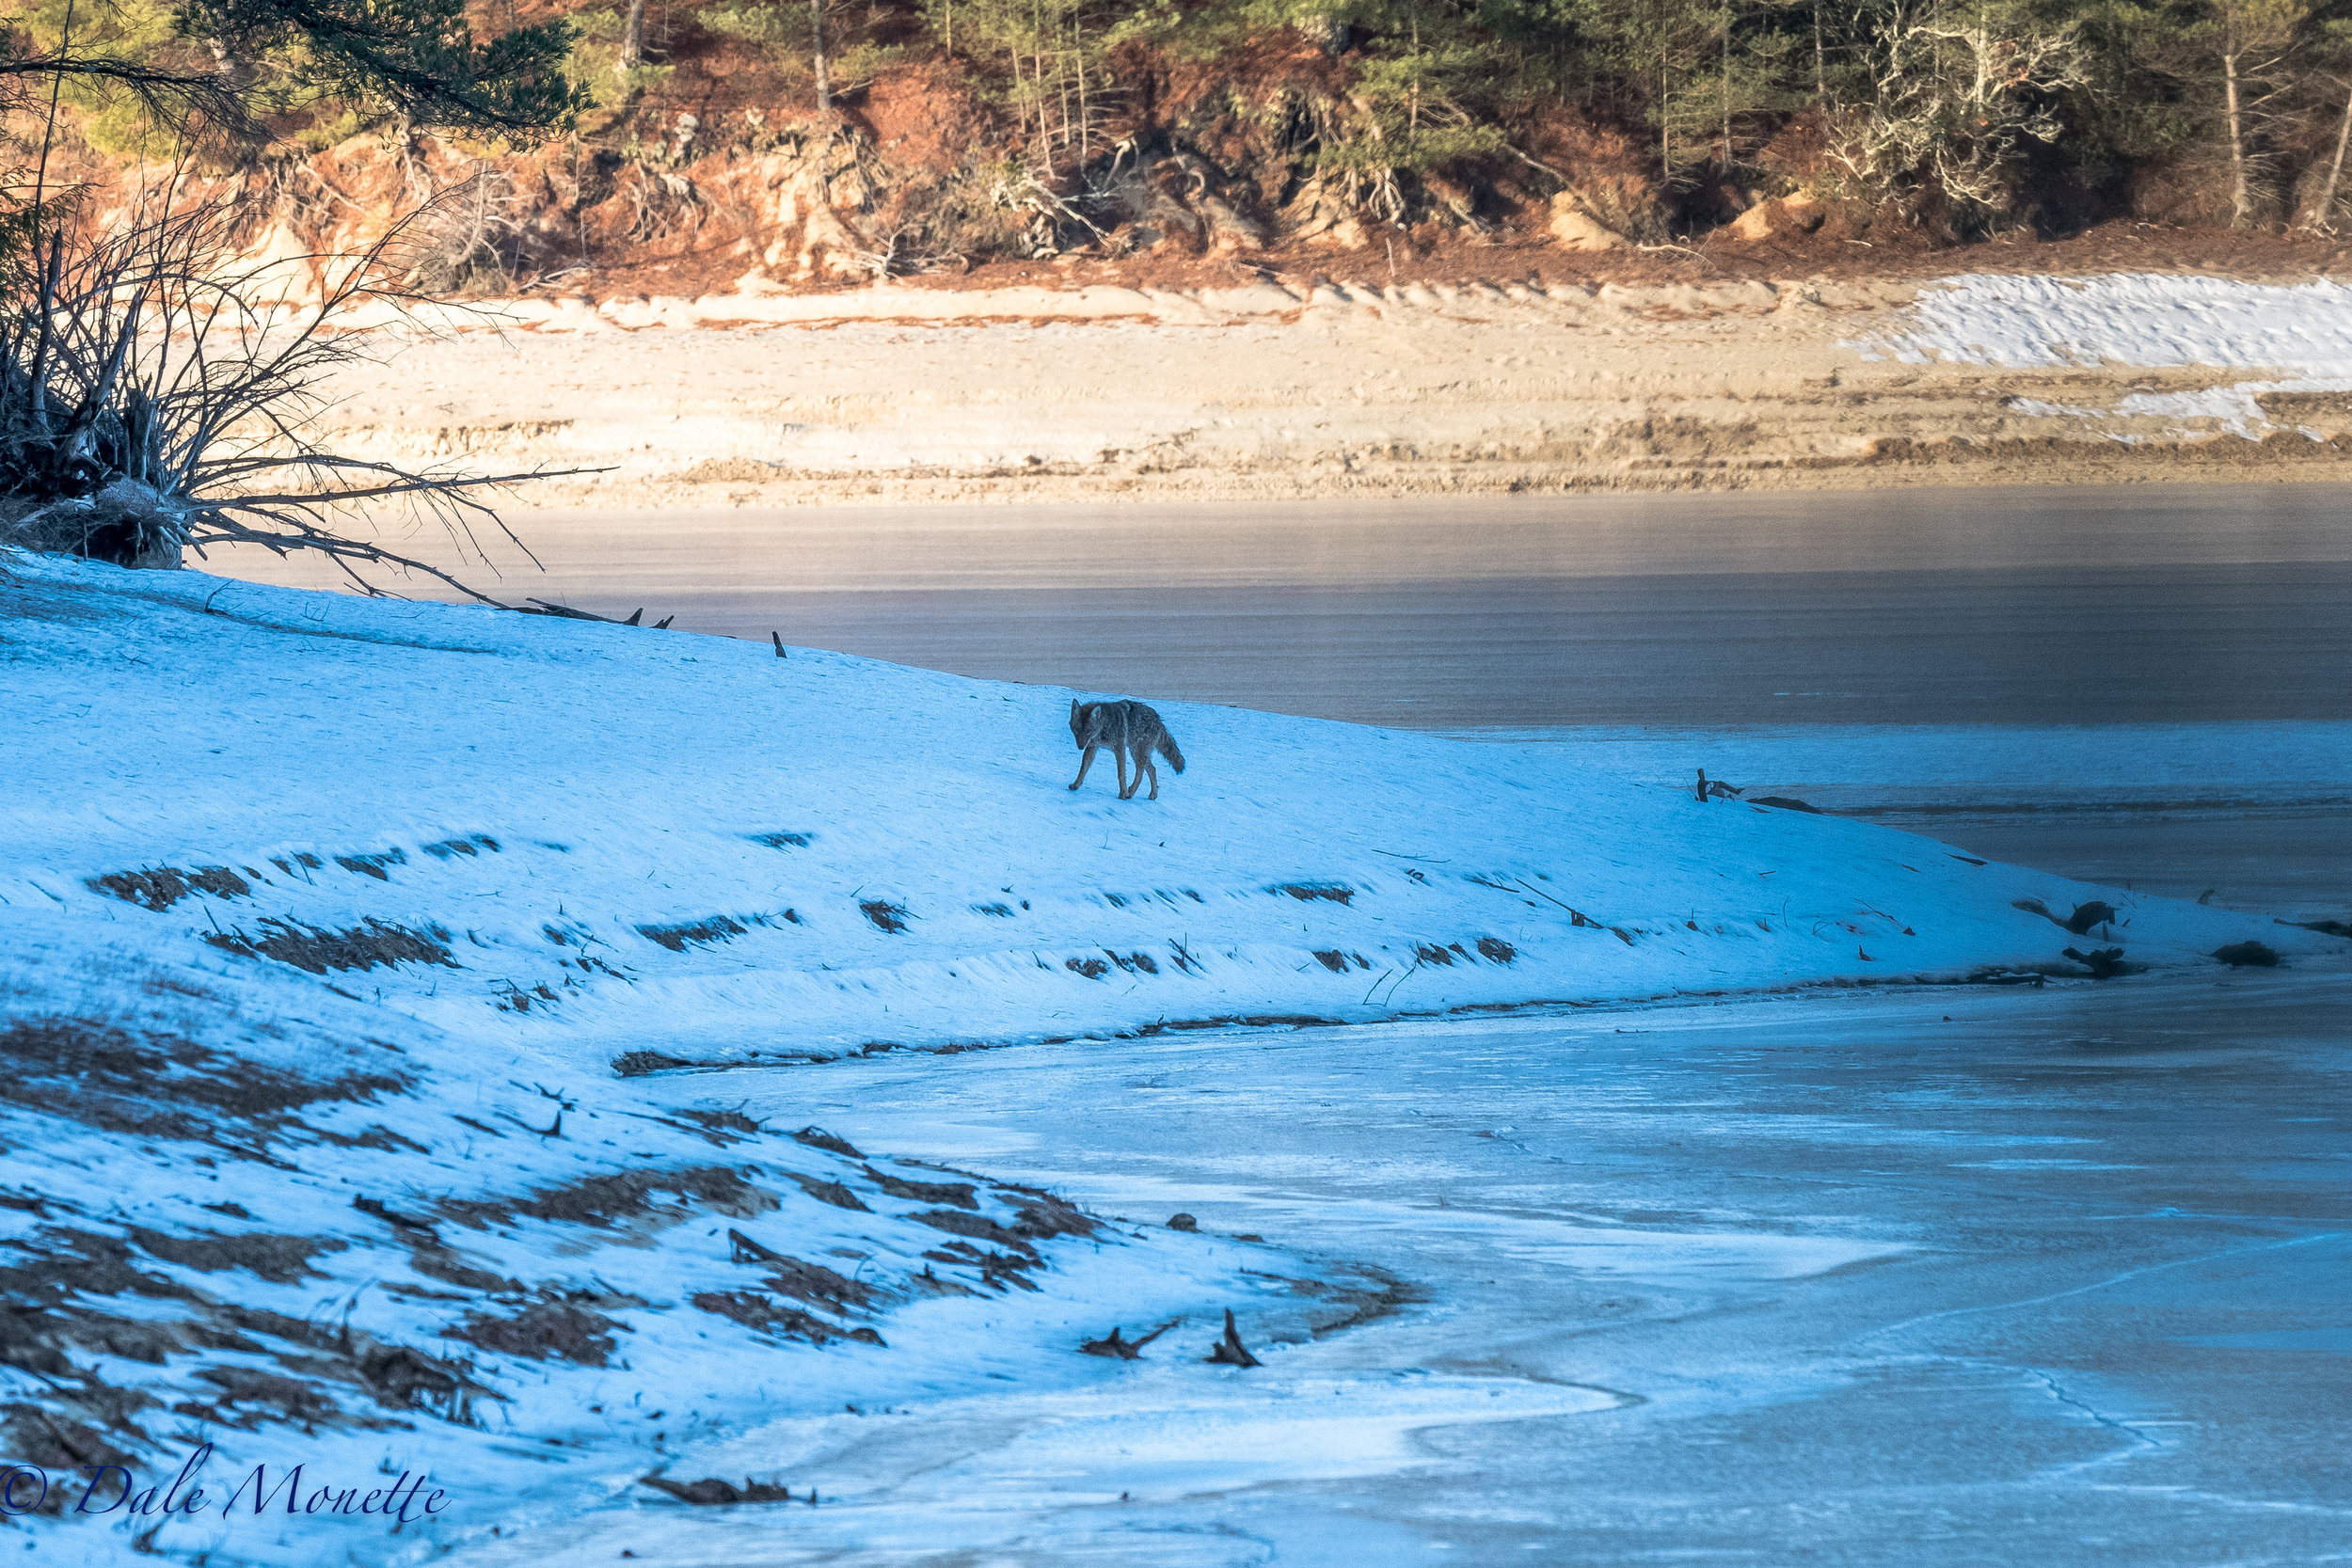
1862;274;2352;372
1853;274;2352;436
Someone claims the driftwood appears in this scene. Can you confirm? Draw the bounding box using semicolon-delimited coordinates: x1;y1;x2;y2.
2015;898;2121;936
792;1126;863;1158
1080;1320;1176;1359
2213;941;2281;968
1;193;607;601
1466;873;1597;925
1692;769;1744;801
727;1227;785;1264
640;1475;792;1505
524;598;673;628
1204;1307;1262;1368
2061;901;2120;936
1750;796;1822;815
2061;945;2131;979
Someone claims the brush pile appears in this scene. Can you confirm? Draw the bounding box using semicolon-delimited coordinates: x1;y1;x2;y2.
0;195;568;595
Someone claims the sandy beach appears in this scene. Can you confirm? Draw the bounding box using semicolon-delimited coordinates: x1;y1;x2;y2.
304;273;2352;512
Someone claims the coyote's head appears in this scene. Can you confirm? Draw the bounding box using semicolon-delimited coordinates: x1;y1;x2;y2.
1070;698;1089;746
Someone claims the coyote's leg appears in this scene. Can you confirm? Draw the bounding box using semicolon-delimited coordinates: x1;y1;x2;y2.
1114;746;1134;800
1070;746;1099;791
1138;752;1160;800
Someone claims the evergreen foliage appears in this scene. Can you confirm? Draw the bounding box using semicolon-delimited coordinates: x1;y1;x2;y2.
2;0;588;149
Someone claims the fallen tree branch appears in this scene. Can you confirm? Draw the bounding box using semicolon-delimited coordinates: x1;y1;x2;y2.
1204;1307;1261;1368
1080;1319;1176;1359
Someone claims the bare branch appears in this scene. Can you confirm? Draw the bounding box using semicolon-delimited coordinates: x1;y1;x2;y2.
3;180;582;594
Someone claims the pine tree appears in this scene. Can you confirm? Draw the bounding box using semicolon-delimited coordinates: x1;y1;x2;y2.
1;0;588;150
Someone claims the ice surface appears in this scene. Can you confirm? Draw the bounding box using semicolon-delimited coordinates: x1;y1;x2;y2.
1454;721;2352;811
434;972;2352;1565
1454;722;2352;922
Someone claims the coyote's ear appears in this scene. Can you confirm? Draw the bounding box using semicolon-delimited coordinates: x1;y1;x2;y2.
1070;699;1081;717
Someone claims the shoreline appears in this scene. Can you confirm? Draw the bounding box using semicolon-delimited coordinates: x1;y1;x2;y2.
609;958;2336;1079
13;553;2338;1062
294;272;2352;516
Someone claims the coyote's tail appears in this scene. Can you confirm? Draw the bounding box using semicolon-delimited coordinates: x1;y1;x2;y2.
1157;731;1186;773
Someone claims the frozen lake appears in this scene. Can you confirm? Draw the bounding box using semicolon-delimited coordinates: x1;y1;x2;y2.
213;483;2350;1562
452;970;2352;1566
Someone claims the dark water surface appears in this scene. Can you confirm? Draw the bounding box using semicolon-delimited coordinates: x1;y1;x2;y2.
222;479;2352;730
677;562;2352;728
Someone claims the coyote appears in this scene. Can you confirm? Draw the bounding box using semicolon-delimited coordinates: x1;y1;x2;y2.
1068;699;1186;800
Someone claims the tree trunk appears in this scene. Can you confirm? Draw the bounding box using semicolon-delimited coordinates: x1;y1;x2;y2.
1036;36;1056;172
1410;18;1422;137
2313;79;2352;230
1813;1;1825;103
618;0;646;72
2223;38;2252;226
813;0;832;111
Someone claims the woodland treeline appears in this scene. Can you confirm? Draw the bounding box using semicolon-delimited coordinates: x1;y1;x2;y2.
8;0;2352;254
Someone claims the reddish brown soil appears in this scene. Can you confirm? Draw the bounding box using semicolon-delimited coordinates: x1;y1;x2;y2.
581;218;2352;305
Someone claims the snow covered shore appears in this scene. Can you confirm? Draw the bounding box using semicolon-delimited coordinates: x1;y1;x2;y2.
1861;272;2352;437
3;551;2338;1563
8;554;2323;1055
